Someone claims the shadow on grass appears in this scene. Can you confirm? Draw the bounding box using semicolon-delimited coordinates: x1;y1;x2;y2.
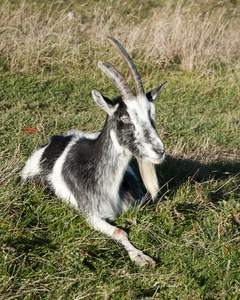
158;152;240;203
5;236;54;253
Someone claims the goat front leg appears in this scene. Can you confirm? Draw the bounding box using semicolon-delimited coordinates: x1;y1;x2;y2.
88;216;156;267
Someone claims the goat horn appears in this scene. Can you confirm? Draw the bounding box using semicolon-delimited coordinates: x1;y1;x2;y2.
107;36;145;96
98;61;133;101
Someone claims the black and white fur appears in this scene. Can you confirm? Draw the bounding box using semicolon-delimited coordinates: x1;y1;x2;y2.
22;37;166;267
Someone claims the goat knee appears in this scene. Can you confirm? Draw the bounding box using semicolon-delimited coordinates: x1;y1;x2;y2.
113;228;128;241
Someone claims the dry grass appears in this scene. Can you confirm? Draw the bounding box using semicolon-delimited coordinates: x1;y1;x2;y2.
0;0;239;75
134;3;240;72
0;145;23;185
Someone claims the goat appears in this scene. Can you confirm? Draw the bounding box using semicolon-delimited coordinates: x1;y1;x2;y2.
22;37;166;267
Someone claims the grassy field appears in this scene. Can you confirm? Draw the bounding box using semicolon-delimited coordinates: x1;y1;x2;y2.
0;0;240;299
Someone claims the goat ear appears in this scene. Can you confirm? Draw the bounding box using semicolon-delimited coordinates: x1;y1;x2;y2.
146;81;167;101
92;89;118;116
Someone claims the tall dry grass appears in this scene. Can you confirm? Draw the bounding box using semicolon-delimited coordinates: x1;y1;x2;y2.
0;0;239;74
134;3;240;72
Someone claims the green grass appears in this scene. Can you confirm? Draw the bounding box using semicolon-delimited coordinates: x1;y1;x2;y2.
1;0;240;299
1;69;239;300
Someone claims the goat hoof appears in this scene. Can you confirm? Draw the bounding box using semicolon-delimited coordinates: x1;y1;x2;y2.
129;251;156;268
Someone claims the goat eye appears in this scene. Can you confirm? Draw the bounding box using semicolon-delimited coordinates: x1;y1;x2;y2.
120;116;132;124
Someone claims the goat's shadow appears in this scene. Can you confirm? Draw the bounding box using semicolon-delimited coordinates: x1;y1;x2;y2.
131;152;240;207
163;153;239;201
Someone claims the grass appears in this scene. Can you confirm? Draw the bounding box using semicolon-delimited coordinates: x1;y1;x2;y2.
0;0;240;299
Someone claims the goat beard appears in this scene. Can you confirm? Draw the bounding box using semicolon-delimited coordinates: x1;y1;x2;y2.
137;158;159;200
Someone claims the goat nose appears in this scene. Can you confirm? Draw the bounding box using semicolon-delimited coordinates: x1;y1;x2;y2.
154;148;165;156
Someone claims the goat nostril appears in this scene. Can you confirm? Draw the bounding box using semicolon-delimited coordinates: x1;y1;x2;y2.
154;148;165;156
160;149;165;156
